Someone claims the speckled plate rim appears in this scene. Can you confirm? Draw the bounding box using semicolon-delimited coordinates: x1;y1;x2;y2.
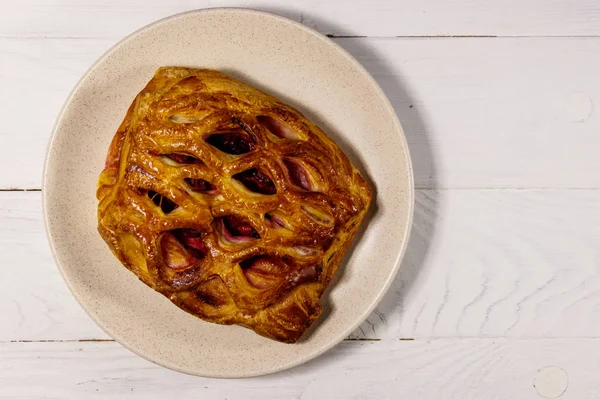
42;8;414;378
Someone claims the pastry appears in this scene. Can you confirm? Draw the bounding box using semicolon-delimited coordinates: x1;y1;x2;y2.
97;67;372;343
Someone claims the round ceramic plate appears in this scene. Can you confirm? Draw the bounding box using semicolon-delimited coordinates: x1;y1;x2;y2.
43;9;413;378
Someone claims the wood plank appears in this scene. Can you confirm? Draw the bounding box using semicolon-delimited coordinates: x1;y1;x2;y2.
356;188;600;339
0;38;109;189
340;37;600;189
3;0;600;38
0;191;109;341
2;339;599;399
3;37;600;189
4;189;600;341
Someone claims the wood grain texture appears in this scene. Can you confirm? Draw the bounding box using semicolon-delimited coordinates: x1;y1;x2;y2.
3;0;600;38
0;191;109;341
354;188;600;339
3;37;600;189
2;339;600;399
3;1;600;393
4;189;600;341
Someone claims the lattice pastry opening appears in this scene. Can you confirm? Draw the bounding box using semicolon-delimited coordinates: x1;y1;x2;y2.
97;67;372;343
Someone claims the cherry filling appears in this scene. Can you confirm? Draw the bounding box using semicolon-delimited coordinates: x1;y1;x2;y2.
184;178;218;194
239;255;287;289
205;132;255;155
283;158;312;191
239;255;320;290
172;228;208;259
164;153;203;165
225;216;259;238
161;228;207;269
257;115;299;140
264;213;286;228
301;205;334;226
147;190;179;214
233;169;276;195
217;216;260;243
293;246;319;256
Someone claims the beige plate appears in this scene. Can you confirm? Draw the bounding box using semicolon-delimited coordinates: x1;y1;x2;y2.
43;9;413;378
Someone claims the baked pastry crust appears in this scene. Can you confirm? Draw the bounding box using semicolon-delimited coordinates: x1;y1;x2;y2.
97;67;372;343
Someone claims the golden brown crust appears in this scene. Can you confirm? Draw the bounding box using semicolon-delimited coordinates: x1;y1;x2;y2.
97;67;372;343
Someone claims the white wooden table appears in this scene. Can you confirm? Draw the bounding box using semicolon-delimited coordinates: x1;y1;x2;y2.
2;1;600;398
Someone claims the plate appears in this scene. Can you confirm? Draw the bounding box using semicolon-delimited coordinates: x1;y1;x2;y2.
43;8;413;378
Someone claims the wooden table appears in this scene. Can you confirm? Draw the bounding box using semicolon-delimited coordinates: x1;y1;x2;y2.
2;1;600;398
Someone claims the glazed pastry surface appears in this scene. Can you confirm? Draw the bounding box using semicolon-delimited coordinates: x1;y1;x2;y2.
97;67;372;343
